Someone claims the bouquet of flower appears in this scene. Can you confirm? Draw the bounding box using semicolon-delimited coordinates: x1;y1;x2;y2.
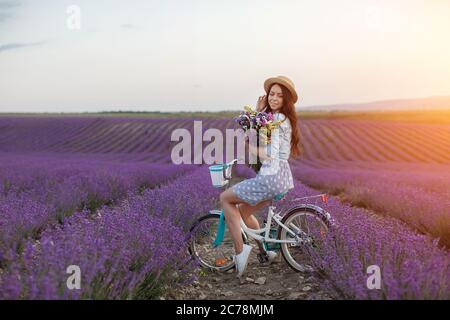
234;105;283;172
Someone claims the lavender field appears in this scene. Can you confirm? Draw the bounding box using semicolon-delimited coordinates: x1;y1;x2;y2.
0;115;449;299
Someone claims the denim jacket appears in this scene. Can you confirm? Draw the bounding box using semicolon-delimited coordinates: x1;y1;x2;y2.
260;112;292;175
266;112;291;161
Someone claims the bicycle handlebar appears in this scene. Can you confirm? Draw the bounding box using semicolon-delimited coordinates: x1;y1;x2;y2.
225;158;240;167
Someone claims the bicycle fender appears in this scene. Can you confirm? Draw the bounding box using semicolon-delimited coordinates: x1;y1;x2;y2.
209;209;222;215
283;204;335;228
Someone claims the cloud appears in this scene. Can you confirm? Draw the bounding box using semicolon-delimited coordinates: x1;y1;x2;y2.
0;12;11;22
0;0;21;23
0;41;45;53
121;23;138;29
0;1;44;54
0;0;21;9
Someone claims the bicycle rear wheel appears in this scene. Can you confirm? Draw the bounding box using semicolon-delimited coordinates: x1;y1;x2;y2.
279;208;330;273
188;214;242;272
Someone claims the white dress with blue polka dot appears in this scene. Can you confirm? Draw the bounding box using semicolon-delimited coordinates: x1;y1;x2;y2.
231;112;295;205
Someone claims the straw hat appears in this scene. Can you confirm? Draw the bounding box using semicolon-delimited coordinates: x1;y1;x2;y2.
263;75;298;103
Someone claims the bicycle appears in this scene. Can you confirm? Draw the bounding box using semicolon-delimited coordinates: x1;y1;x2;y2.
188;158;335;273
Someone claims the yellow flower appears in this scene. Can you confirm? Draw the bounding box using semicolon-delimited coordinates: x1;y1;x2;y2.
243;105;257;115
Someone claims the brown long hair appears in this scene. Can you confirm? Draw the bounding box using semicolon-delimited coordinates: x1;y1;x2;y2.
264;83;303;159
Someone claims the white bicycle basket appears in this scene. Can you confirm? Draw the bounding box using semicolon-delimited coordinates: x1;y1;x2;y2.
208;164;232;188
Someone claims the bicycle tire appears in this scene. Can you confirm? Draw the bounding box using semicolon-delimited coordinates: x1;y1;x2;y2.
188;214;247;272
278;207;331;273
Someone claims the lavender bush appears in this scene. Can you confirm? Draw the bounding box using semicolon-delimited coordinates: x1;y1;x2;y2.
274;177;450;299
0;167;215;299
291;162;450;247
0;155;195;266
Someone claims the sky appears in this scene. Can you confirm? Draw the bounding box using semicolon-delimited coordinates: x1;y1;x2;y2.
1;0;450;113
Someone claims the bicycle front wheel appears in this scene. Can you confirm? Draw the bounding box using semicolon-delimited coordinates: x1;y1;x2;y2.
188;214;241;272
279;208;330;273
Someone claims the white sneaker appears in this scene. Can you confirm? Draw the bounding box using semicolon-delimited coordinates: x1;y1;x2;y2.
234;244;252;277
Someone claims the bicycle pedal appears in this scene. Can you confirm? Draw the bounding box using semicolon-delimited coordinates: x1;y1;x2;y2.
215;258;227;267
257;253;269;263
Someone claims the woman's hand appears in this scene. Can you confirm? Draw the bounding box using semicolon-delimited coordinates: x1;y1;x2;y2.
256;95;267;112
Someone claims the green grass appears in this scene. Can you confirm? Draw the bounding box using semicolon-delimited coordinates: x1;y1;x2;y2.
1;109;449;124
296;109;450;124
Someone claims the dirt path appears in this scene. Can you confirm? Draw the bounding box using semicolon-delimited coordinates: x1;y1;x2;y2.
161;248;337;300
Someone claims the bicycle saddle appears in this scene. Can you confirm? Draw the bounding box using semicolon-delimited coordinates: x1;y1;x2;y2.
273;190;289;201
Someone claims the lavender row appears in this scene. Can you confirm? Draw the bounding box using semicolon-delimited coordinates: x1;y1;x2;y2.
1;156;448;299
0;166;219;299
291;162;450;247
275;180;449;299
0;155;196;264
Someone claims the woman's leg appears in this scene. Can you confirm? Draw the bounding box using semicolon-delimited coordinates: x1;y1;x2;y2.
238;200;271;253
219;189;248;254
220;188;271;254
238;200;271;229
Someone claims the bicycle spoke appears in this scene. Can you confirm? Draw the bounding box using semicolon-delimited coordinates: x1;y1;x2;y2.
280;210;329;273
190;216;236;271
304;215;311;235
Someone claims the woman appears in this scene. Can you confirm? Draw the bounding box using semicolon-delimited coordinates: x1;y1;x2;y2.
219;75;301;277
